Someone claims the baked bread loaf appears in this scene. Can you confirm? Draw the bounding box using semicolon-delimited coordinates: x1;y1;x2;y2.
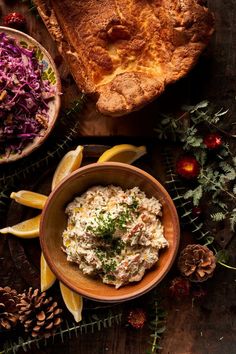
34;0;214;116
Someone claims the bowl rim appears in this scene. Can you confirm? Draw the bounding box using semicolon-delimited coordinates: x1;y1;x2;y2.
40;162;180;302
0;26;61;164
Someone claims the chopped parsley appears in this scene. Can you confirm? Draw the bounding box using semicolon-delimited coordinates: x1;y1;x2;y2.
87;213;116;237
103;259;117;273
86;199;139;238
95;250;117;274
86;199;139;276
130;197;139;211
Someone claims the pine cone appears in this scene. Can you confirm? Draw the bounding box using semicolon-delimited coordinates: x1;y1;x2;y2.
0;287;19;331
17;288;63;338
178;244;216;282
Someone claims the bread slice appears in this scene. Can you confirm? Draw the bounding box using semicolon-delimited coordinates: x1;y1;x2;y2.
34;0;214;116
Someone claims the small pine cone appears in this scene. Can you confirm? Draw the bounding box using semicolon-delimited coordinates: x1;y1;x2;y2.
0;287;19;331
178;244;216;282
17;288;63;338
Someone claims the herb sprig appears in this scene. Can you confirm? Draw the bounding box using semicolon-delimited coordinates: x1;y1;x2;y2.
155;101;236;232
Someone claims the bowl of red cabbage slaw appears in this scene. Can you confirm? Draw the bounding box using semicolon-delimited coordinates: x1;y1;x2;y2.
0;27;61;163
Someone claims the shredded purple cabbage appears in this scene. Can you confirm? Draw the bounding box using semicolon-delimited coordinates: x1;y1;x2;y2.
0;32;55;156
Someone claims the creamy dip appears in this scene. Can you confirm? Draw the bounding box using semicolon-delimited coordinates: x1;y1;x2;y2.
62;185;168;288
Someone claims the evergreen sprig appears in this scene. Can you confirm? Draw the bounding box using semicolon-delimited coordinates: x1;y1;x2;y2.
155;100;235;141
147;299;167;354
162;148;235;269
156;101;236;232
1;312;122;354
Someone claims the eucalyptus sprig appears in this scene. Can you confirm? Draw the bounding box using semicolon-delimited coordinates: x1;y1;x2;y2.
147;300;167;354
1;311;122;354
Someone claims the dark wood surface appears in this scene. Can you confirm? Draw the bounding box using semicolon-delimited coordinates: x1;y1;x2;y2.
0;1;236;353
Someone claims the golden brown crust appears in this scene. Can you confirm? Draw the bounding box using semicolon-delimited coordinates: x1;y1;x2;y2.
34;0;214;116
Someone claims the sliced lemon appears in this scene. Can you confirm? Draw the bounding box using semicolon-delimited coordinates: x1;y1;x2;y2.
59;282;83;323
0;214;41;238
97;144;147;164
10;190;47;210
40;252;57;292
51;145;84;190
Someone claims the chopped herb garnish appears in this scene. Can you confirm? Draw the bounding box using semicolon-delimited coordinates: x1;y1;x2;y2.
130;197;139;210
103;259;117;273
115;238;125;253
95;250;117;274
86;201;139;238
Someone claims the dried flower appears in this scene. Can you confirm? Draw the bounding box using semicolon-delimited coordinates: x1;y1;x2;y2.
169;277;191;298
127;308;147;329
3;12;27;31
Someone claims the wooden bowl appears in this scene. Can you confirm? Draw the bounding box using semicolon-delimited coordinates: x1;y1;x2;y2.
0;27;61;164
40;162;180;302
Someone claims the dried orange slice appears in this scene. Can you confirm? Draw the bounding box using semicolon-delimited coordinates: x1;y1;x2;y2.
51;145;84;190
40;252;57;292
0;214;41;238
59;282;83;322
97;144;147;164
10;190;47;210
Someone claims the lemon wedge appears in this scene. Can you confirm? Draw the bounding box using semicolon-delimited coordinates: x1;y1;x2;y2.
97;144;147;164
52;145;84;190
59;282;83;322
40;252;57;292
10;190;47;210
0;214;41;238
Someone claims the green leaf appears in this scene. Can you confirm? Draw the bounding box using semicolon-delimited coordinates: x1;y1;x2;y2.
211;212;226;222
230;208;236;231
156;325;166;334
215;249;230;263
219;161;236;180
161;117;171;125
193;185;203;206
204;236;214;246
232;157;236;167
183;190;194;199
195;150;207;165
215;108;229;117
183;100;209;113
233;184;236;194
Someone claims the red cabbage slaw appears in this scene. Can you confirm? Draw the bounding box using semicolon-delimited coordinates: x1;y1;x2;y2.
0;32;55;157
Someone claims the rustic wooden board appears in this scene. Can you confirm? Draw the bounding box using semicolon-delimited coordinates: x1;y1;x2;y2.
0;0;236;353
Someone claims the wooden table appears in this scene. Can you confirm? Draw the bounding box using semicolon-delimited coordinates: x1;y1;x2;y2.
0;1;236;353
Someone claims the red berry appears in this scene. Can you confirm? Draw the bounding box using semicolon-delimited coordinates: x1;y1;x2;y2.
192;206;202;217
169;277;191;298
203;133;222;149
127;308;147;329
176;156;200;179
3;12;27;31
